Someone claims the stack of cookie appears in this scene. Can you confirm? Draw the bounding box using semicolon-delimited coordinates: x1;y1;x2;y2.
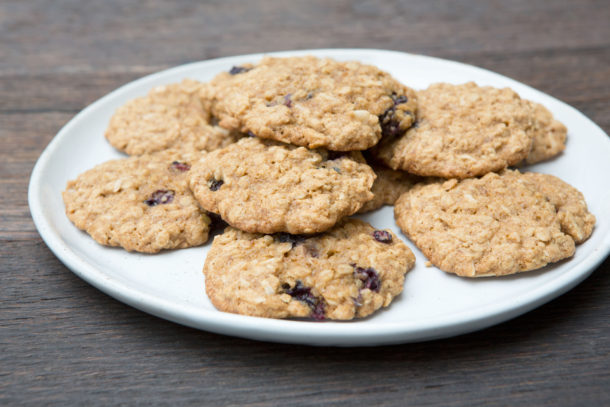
63;55;595;321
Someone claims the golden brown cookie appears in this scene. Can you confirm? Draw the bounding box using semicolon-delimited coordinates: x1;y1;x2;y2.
374;82;534;178
523;101;567;164
188;137;376;234
207;56;417;151
203;219;415;320
394;170;587;277
63;150;210;253
520;172;595;243
105;79;241;155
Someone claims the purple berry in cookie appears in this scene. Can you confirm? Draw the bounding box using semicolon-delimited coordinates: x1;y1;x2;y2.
229;66;250;75
208;178;224;191
283;94;292;108
372;230;392;243
379;93;411;138
311;301;326;321
275;232;306;247
247;131;256;138
144;189;174;206
392;94;408;105
283;280;326;320
170;161;190;172
353;266;381;292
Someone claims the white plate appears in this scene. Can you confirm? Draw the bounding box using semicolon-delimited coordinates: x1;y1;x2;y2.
29;49;610;346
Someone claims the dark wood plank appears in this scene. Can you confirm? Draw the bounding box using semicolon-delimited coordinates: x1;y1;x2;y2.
1;240;609;405
1;0;609;405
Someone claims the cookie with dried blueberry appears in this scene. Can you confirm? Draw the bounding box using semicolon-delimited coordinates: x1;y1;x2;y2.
105;79;242;156
203;219;415;320
206;56;417;151
62;149;211;253
188;137;376;234
373;82;534;179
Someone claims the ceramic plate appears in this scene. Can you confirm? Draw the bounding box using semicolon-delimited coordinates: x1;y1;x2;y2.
29;49;610;346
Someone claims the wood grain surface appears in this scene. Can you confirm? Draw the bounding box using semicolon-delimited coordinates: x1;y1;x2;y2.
1;0;609;405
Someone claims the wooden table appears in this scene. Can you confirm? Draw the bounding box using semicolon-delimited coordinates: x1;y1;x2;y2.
2;1;609;405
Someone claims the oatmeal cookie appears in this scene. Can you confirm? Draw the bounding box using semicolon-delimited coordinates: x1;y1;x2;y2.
63;150;210;253
207;56;417;151
520;172;595;243
203;219;415;320
374;82;533;178
105;79;241;155
189;137;376;234
523;101;567;164
358;161;419;213
394;170;580;277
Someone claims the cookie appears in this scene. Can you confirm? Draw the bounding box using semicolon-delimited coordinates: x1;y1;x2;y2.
394;170;579;277
203;219;415;320
523;101;567;164
374;82;533;179
207;56;417;151
520;173;595;243
358;162;419;213
105;79;241;155
63;150;210;253
188;137;376;234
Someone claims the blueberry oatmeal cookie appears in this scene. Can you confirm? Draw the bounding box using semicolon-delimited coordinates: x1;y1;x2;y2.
203;219;415;320
393;170;592;277
105;79;241;155
206;56;417;151
188;137;376;234
374;82;534;178
63;149;210;253
523;101;567;164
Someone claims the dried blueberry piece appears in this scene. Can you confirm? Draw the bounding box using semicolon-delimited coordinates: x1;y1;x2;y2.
373;230;392;243
379;93;410;138
353;265;381;292
145;189;174;206
229;66;250;75
392;94;408;105
311;301;326;321
305;92;314;100
275;232;306;248
332;167;341;174
208;178;224;191
170;161;190;172
283;94;292;108
247;131;256;138
283;280;326;320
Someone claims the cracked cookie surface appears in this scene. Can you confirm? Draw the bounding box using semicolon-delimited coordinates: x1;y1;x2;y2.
374;82;533;178
394;170;584;277
203;219;415;320
105;79;241;155
207;56;417;151
63;150;210;253
189;137;376;234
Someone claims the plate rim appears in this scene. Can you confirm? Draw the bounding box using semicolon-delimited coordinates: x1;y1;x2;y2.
28;48;610;346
